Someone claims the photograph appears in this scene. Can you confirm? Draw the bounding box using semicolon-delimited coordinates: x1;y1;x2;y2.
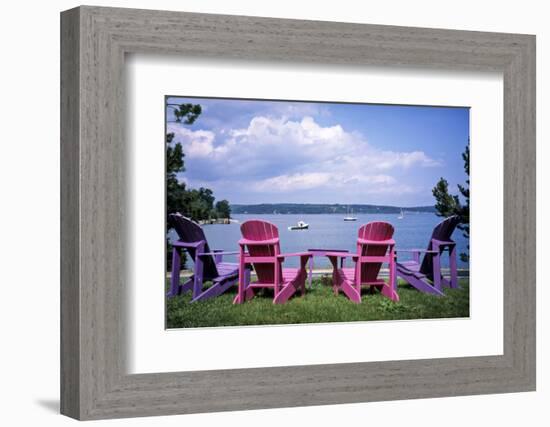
165;96;470;328
51;3;537;421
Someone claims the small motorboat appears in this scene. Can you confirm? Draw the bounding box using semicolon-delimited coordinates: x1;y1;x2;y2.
288;220;309;230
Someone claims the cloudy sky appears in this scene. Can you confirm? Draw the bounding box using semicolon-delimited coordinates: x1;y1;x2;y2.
166;96;469;207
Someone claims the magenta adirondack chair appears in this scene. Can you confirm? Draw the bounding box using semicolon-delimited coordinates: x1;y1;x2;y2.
234;220;312;304
167;213;248;302
326;222;399;303
395;215;460;296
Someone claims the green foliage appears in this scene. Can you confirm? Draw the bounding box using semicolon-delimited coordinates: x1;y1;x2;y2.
432;143;470;262
456;145;470;262
432;178;460;217
166;134;184;174
166;238;175;272
165;103;234;270
198;187;215;210
215;199;231;219
170;103;202;124
165;105;231;221
166;132;187;215
166;278;470;328
179;187;216;220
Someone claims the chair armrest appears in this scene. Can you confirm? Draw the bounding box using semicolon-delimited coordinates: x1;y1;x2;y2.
171;240;204;249
357;238;395;246
277;252;312;269
395;248;437;254
276;251;312;259
307;248;349;253
198;251;240;257
239;238;279;246
431;239;456;247
324;251;358;259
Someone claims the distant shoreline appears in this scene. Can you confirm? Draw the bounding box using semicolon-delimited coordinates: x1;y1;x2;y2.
231;203;436;215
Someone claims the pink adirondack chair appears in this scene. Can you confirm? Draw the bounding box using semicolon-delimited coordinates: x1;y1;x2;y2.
326;222;399;303
234;220;312;304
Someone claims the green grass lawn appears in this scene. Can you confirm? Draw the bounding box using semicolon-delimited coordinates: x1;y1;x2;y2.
166;276;470;329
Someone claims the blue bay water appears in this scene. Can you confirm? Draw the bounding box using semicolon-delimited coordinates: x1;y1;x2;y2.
174;213;469;269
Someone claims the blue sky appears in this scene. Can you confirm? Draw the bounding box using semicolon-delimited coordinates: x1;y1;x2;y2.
166;96;469;207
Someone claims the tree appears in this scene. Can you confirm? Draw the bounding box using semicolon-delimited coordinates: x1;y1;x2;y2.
165;104;202;272
166;133;188;215
183;189;209;220
215;200;231;219
432;178;460;218
198;187;215;211
165;103;202;216
432;143;470;262
167;103;202;124
166;133;184;173
456;145;470;257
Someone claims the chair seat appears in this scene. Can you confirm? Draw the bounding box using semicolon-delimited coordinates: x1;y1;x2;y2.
206;262;239;281
396;260;426;279
341;267;355;282
282;268;299;283
397;260;421;271
247;268;302;288
339;267;386;285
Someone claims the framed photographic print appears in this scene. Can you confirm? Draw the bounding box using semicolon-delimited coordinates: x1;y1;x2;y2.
61;6;536;420
163;95;471;329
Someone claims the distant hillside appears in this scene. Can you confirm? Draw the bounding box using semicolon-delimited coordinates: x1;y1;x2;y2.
230;203;436;215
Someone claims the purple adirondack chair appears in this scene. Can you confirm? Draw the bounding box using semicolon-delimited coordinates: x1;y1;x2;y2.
326;222;399;303
167;213;248;302
395;215;460;296
234;220;312;304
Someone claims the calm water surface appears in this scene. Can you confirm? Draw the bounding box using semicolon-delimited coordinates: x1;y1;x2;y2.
171;213;469;269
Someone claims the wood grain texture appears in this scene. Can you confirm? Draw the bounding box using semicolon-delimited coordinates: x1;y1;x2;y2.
60;5;536;420
60;7;80;419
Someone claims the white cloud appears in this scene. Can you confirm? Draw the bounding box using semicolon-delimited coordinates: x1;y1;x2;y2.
253;173;332;191
167;125;215;157
253;172;396;192
228;116;352;150
168;115;442;196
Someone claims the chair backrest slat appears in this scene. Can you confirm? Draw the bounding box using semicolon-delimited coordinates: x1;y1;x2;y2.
168;213;219;278
357;222;394;283
240;220;280;284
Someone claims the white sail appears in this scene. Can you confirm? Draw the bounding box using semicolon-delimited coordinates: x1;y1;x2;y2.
344;205;357;221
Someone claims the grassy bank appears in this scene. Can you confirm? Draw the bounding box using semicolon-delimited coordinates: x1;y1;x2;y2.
166;277;469;329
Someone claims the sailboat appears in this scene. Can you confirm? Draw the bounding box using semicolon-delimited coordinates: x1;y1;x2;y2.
397;208;404;219
344;206;357;221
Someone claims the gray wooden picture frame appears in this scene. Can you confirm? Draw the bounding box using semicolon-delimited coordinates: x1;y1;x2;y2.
60;5;536;420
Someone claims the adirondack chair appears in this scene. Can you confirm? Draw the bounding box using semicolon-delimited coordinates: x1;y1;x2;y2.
326;222;399;303
395;215;460;296
167;213;248;302
234;220;312;304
